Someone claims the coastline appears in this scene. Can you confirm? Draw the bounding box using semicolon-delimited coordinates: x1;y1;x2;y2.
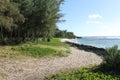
61;38;106;56
60;38;75;43
0;39;103;80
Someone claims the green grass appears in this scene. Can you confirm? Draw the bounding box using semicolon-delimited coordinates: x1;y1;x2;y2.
38;38;68;47
15;38;70;58
46;69;119;80
16;45;67;58
0;38;70;58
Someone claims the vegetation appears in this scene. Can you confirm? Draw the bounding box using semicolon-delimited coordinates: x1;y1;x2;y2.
38;38;69;47
55;29;76;39
15;38;70;57
96;45;120;73
46;45;120;80
1;0;119;79
0;38;70;58
0;0;65;44
16;46;64;58
0;0;24;44
46;69;119;80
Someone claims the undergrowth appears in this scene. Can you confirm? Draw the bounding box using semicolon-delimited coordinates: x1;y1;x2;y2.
98;45;120;72
0;38;70;58
46;69;119;80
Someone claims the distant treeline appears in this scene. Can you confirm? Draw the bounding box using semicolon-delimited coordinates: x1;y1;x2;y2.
55;29;76;39
0;0;72;45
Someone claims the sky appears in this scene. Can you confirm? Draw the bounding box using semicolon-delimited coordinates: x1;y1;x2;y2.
58;0;120;36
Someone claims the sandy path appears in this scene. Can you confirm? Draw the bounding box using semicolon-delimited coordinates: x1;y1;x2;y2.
0;39;103;80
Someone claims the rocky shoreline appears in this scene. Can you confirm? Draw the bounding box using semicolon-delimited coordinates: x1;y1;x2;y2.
65;41;107;56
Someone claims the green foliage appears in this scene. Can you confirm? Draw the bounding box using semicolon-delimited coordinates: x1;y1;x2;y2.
14;38;70;58
0;0;24;28
0;38;70;59
0;0;64;44
55;29;76;38
99;45;120;72
46;69;119;80
0;0;25;44
39;38;68;47
1;37;9;45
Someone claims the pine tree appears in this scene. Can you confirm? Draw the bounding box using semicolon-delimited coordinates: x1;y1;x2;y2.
0;0;24;42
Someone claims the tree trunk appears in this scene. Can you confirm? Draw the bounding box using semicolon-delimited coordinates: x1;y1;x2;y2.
0;26;3;39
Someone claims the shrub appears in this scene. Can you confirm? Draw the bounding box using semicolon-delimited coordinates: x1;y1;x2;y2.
100;45;120;72
1;37;9;45
46;69;119;80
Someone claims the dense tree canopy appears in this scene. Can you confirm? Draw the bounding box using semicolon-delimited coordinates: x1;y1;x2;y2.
55;29;76;39
0;0;76;44
0;0;24;40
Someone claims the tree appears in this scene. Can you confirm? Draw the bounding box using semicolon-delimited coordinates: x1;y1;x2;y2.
11;0;34;40
55;29;76;38
12;0;64;42
0;0;64;44
0;0;24;43
31;0;64;41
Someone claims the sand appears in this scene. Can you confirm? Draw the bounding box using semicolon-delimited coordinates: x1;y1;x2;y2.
0;39;102;80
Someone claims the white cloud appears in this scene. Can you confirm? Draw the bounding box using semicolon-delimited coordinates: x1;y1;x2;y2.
87;13;103;24
88;14;102;19
86;21;103;24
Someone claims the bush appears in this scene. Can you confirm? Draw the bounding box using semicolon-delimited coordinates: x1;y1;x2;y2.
1;37;9;45
46;69;119;80
0;38;23;45
100;45;120;72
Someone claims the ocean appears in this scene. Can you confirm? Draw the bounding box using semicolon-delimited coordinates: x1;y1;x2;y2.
75;36;120;49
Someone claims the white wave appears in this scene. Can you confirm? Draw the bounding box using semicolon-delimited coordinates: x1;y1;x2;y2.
82;36;120;39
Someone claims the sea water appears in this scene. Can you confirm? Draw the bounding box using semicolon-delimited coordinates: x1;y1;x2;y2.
75;36;120;49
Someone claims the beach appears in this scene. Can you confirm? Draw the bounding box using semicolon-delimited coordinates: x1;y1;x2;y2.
0;39;102;80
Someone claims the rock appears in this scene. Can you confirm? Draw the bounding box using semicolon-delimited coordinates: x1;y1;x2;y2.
65;41;107;56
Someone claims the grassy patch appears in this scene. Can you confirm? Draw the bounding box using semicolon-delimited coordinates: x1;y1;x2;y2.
38;38;69;47
0;46;22;59
16;45;67;58
46;69;119;80
0;38;70;58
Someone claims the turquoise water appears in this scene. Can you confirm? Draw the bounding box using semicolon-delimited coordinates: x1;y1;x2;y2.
75;37;120;49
